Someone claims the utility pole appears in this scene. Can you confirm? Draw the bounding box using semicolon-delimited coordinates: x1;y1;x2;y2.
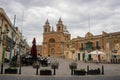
0;15;4;74
88;14;91;33
10;15;16;62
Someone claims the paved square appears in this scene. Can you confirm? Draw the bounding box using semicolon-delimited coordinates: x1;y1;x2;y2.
2;57;120;76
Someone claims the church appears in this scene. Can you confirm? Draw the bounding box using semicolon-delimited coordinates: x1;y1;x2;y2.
42;18;71;57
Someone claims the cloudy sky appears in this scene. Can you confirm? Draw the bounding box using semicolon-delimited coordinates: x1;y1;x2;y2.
0;0;120;46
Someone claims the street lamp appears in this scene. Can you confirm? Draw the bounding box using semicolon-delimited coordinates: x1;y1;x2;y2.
0;16;4;74
1;30;7;74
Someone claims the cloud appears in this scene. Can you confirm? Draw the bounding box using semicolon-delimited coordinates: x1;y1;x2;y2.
0;0;120;46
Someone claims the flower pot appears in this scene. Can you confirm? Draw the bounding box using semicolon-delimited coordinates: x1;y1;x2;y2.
51;65;58;69
51;62;59;69
69;62;77;70
69;65;77;69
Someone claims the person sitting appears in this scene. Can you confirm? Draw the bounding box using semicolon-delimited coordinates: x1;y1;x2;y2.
47;56;51;66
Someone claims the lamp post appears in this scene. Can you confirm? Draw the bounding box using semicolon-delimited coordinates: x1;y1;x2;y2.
0;15;4;74
18;33;22;75
1;30;7;74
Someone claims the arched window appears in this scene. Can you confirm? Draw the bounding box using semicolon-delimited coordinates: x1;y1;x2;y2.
5;24;9;33
49;38;55;43
58;26;60;31
45;28;47;32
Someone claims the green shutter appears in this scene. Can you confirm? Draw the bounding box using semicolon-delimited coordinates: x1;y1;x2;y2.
78;53;80;61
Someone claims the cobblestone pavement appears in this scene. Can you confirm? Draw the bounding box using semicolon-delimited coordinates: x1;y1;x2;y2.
1;57;120;80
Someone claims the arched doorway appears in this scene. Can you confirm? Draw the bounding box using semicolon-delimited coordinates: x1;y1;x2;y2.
49;38;56;56
51;48;55;54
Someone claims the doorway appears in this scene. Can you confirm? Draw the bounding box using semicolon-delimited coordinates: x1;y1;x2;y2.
51;48;55;54
78;53;80;61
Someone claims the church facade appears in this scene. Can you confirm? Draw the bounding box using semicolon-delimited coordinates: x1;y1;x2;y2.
42;18;71;57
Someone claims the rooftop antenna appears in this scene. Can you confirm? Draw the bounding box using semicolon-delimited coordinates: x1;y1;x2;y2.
21;11;24;34
10;15;16;62
18;11;24;57
88;14;91;33
102;24;108;32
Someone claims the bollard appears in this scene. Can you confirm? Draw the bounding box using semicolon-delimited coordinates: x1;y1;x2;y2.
87;65;89;74
71;69;74;75
102;65;104;75
53;66;56;75
87;65;89;72
36;65;39;75
1;64;3;74
116;59;118;64
19;65;21;75
111;59;112;63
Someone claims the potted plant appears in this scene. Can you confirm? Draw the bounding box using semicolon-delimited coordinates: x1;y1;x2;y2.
69;62;77;69
74;68;86;75
32;60;40;68
5;56;18;74
40;69;52;75
51;61;59;75
69;62;77;75
9;55;17;67
51;61;59;69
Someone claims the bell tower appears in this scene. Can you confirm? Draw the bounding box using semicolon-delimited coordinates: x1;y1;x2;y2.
56;17;64;32
43;19;51;33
